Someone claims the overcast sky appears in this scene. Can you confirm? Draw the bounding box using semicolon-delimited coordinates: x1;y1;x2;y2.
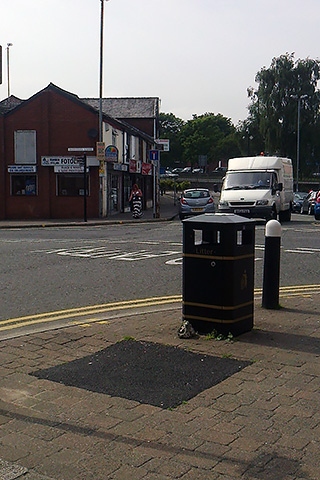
1;0;319;125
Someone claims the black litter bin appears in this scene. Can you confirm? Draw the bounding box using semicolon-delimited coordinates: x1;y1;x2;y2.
182;213;255;336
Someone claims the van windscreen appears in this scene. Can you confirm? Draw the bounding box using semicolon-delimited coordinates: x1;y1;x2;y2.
224;171;273;190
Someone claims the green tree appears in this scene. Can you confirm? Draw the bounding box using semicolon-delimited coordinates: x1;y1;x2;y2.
158;113;185;168
246;53;320;177
179;113;240;169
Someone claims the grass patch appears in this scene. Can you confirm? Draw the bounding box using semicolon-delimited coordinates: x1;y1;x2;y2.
204;330;234;342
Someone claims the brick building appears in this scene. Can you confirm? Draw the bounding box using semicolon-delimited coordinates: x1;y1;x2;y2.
0;84;159;220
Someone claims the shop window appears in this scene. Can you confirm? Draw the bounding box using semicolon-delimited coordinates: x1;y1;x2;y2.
11;175;37;195
57;175;89;196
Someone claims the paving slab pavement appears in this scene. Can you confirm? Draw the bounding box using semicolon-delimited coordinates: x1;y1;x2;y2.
0;291;319;479
0;193;180;229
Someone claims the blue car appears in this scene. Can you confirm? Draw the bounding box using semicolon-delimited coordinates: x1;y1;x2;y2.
292;192;308;213
314;201;320;220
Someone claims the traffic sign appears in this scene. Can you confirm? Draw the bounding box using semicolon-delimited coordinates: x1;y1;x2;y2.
149;150;159;161
155;139;170;151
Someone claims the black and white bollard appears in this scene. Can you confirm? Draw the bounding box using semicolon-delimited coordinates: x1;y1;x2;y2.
262;219;281;309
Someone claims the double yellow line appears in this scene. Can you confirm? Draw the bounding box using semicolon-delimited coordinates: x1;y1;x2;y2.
0;295;182;333
0;285;319;334
255;284;320;297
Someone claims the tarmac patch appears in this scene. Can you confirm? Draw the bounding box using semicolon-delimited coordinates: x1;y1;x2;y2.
31;340;250;409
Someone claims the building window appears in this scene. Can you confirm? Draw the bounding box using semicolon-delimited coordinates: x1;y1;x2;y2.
57;175;89;196
11;175;37;195
112;129;118;146
14;130;37;164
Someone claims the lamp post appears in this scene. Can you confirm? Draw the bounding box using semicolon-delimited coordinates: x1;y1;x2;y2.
99;0;110;217
99;0;109;142
6;43;13;97
291;94;308;192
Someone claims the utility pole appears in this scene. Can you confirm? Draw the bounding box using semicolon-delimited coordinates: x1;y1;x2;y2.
7;43;13;97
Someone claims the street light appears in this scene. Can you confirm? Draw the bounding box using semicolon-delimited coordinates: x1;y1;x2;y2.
99;0;110;218
291;94;308;192
99;0;109;142
6;43;13;97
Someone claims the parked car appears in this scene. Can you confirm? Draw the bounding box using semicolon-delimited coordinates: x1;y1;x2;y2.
181;167;192;174
292;192;308;213
314;201;320;220
179;188;215;220
300;190;318;215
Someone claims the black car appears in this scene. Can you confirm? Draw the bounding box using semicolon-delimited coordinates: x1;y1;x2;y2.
300;190;318;215
292;192;308;213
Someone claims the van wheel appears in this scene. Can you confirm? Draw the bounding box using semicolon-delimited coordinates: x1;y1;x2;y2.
267;208;277;221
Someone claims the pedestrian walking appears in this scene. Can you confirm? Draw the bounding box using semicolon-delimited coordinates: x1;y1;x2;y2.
129;184;143;218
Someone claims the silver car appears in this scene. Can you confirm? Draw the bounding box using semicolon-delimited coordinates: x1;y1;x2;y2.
179;188;215;220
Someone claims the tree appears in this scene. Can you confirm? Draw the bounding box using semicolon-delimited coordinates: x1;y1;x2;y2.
158;113;185;168
246;53;320;177
179;113;240;169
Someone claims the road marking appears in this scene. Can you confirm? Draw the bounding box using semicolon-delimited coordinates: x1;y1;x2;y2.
256;245;320;255
32;246;180;260
166;258;183;265
1;286;320;337
0;296;182;332
32;242;319;264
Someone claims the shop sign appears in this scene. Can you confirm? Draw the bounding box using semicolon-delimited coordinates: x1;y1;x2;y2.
8;165;37;173
41;156;81;166
113;163;128;171
99;161;105;177
129;159;137;173
96;142;105;161
142;162;153;175
54;165;89;173
105;145;118;162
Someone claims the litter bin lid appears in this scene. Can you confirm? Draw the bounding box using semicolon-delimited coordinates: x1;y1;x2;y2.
182;213;256;225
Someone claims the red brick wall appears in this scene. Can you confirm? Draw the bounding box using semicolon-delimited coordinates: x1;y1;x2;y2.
2;87;100;219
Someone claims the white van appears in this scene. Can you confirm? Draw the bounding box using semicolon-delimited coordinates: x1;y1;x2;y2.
218;156;294;222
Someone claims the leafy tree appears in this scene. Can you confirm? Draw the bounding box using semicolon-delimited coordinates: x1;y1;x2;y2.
179;113;240;169
246;53;320;177
237;119;265;157
158;113;185;168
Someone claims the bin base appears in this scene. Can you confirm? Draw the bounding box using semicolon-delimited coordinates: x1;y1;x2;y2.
187;317;253;337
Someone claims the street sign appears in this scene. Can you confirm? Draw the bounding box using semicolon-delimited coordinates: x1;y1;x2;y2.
149;150;159;161
155;139;170;152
